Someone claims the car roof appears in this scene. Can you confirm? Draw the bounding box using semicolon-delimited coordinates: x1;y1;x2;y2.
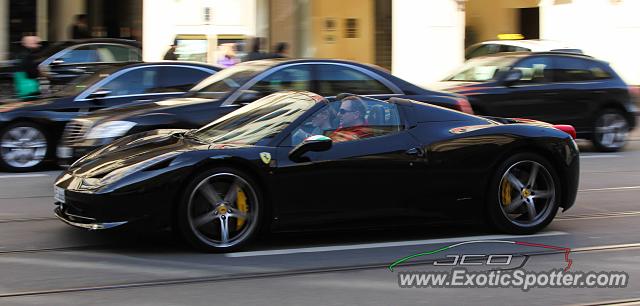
474;39;578;51
473;50;597;62
62;38;141;48
239;58;386;71
121;61;223;71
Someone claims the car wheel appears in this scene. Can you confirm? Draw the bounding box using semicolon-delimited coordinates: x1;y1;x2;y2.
487;153;560;234
177;168;262;252
592;109;629;152
0;122;50;172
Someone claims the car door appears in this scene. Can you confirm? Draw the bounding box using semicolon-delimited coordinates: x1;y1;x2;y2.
314;63;400;98
143;65;215;103
272;99;424;229
481;56;562;121
74;66;161;111
47;45;100;86
223;64;315;115
550;56;603;129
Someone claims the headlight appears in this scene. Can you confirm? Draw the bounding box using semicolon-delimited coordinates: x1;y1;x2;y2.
86;121;137;139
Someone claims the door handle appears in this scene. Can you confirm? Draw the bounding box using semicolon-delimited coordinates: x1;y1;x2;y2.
406;147;424;157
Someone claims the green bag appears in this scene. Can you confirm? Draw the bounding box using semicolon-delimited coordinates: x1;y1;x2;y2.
14;72;40;99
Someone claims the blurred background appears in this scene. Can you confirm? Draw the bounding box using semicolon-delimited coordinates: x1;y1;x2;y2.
1;0;638;88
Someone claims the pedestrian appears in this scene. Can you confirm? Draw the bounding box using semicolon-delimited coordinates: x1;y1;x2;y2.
217;43;239;67
70;14;91;39
163;39;178;60
271;42;289;58
14;35;42;100
243;37;267;62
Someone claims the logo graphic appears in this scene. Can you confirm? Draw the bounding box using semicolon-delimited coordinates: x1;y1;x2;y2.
388;240;572;272
260;152;271;165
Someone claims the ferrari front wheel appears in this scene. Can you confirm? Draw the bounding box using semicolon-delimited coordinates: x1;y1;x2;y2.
487;153;560;234
177;168;262;252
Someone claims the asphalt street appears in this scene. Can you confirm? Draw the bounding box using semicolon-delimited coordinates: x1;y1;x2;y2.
1;136;640;305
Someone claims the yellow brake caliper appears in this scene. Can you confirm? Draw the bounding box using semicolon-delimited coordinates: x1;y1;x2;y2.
501;179;512;206
236;189;248;230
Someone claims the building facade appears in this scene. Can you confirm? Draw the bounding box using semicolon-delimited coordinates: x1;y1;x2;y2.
1;0;639;85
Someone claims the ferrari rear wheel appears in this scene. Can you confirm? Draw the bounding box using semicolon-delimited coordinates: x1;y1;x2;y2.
177;168;261;252
487;153;560;234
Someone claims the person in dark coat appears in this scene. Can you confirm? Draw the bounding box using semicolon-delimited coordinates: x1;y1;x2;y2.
270;42;289;58
163;39;178;60
71;14;91;39
14;36;42;100
243;37;267;62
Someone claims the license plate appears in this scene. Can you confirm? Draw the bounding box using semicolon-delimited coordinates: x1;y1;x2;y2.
57;146;72;159
54;186;66;204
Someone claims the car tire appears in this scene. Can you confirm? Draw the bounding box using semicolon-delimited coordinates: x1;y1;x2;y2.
591;108;629;152
486;153;561;235
177;167;263;252
0;122;50;172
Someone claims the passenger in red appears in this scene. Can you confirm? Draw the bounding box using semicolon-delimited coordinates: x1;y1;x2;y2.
330;96;373;142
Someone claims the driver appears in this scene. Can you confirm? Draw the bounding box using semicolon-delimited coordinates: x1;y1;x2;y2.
329;96;372;142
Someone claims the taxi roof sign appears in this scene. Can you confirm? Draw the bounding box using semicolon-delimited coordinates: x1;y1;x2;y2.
497;33;524;40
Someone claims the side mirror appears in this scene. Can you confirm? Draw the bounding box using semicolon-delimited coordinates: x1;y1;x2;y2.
503;69;523;86
51;58;65;65
236;90;265;103
288;135;332;162
87;89;111;101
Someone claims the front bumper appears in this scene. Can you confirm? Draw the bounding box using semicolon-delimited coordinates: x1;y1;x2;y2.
54;205;129;230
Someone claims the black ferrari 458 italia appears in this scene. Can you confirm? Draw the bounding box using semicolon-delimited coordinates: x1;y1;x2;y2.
54;91;579;252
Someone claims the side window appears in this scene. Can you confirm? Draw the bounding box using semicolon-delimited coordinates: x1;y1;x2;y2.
512;57;553;83
95;44;139;62
59;46;99;64
100;67;159;97
467;44;499;59
154;67;212;92
554;57;602;82
288;97;402;146
249;65;312;93
316;64;393;96
500;45;530;53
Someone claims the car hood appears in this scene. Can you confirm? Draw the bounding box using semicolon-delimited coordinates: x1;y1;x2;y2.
67;128;254;180
84;97;218;122
0;96;63;113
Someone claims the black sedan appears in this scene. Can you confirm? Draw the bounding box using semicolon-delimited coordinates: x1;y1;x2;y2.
0;62;220;171
437;52;638;152
1;38;142;98
58;58;471;162
54;91;579;252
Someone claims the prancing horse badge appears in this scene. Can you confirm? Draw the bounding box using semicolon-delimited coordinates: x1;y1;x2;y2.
260;152;271;165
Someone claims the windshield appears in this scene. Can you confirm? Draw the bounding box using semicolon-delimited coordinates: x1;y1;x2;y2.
189;61;273;99
447;56;520;82
51;67;118;97
189;92;318;145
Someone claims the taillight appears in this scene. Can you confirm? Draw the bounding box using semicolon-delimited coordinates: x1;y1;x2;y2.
454;97;474;114
553;124;576;139
628;85;640;102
